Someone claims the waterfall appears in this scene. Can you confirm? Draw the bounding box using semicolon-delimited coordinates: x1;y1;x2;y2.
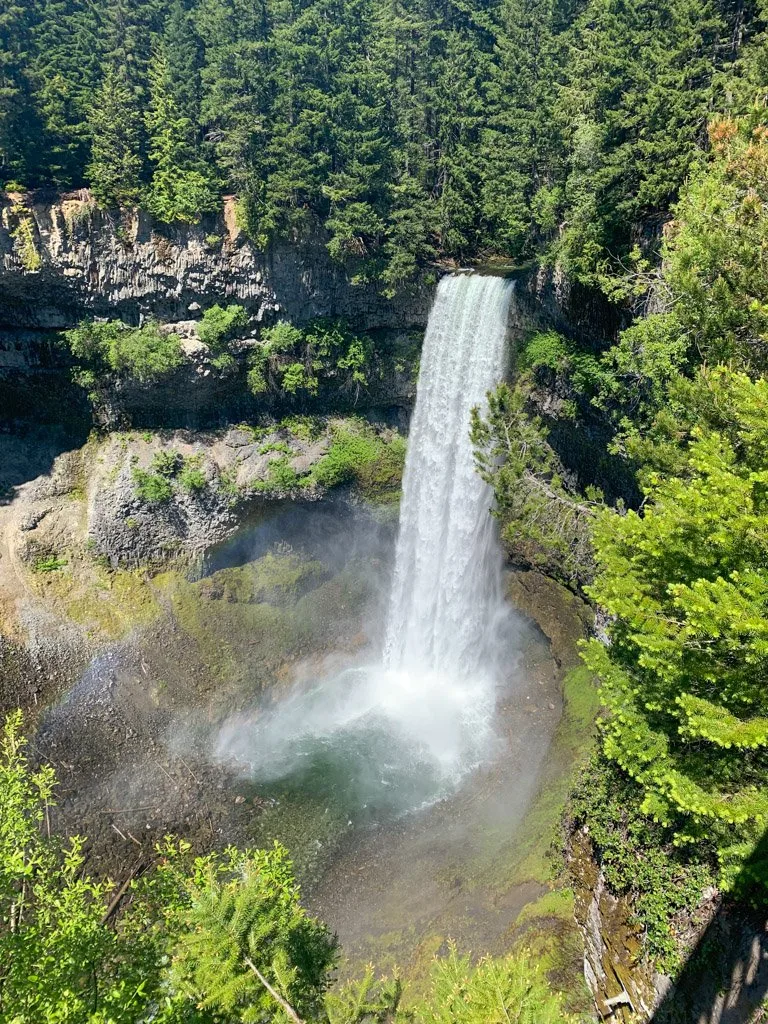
384;273;514;678
214;273;517;810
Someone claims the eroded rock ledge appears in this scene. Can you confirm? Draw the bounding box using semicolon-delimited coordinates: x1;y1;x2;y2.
0;194;434;330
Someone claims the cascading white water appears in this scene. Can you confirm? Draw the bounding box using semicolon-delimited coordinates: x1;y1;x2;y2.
214;273;518;810
384;273;514;678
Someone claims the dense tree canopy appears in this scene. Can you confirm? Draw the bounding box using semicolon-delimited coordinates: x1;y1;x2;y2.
3;0;766;286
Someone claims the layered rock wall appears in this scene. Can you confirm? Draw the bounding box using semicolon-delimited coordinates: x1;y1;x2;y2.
0;194;434;330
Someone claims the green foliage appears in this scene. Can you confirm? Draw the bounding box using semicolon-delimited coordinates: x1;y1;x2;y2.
250;318;374;401
9;199;41;271
170;843;337;1023
0;710;591;1021
132;449;184;503
570;755;714;972
178;456;208;493
197;303;249;351
309;422;391;490
411;943;578;1024
0;712;167;1023
254;456;302;493
282;362;317;396
86;65;143;208
583;367;768;893
66;319;183;386
5;0;756;286
132;467;174;502
145;42;218;223
31;554;67;573
472;382;599;588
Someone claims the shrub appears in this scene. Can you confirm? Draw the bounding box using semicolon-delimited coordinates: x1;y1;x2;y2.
10;205;42;272
570;755;714;972
308;422;403;493
132;468;173;502
251;317;374;398
260;321;303;353
65;320;183;384
281;362;317;395
109;323;183;382
246;351;268;395
254;456;301;492
179;456;207;493
198;303;249;351
151;450;182;477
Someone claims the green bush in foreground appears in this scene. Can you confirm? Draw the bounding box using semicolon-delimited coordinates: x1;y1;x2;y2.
0;710;577;1023
583;367;768;893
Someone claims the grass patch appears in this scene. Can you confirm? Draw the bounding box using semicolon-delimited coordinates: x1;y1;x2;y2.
308;420;406;501
32;554;67;573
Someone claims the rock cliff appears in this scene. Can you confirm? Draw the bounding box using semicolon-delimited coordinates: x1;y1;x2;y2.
0;193;434;330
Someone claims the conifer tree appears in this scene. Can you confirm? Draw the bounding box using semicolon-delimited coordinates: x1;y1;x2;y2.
28;0;103;185
145;44;218;222
583;367;768;893
197;0;271;232
87;65;144;207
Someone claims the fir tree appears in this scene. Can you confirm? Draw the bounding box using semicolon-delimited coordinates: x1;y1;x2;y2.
87;64;144;207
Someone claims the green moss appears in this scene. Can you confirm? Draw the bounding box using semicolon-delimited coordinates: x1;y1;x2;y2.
61;569;162;639
197;552;326;606
510;888;592;1016
514;886;575;928
504;667;599;886
157;551;362;690
281;415;324;442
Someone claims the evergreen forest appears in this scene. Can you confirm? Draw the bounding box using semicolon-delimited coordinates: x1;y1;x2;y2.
2;0;766;290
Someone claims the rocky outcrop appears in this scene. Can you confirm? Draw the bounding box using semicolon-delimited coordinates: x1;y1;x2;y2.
511;264;625;349
0;194;434;330
570;830;659;1022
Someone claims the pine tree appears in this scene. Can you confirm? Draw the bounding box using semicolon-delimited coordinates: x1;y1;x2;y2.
0;0;42;184
584;367;768;893
170;844;338;1023
479;0;563;257
197;0;271;232
28;0;103;186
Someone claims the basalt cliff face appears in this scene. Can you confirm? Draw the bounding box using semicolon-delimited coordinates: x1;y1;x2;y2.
0;194;434;330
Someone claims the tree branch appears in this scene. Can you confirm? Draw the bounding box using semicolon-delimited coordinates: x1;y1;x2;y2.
243;957;305;1024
